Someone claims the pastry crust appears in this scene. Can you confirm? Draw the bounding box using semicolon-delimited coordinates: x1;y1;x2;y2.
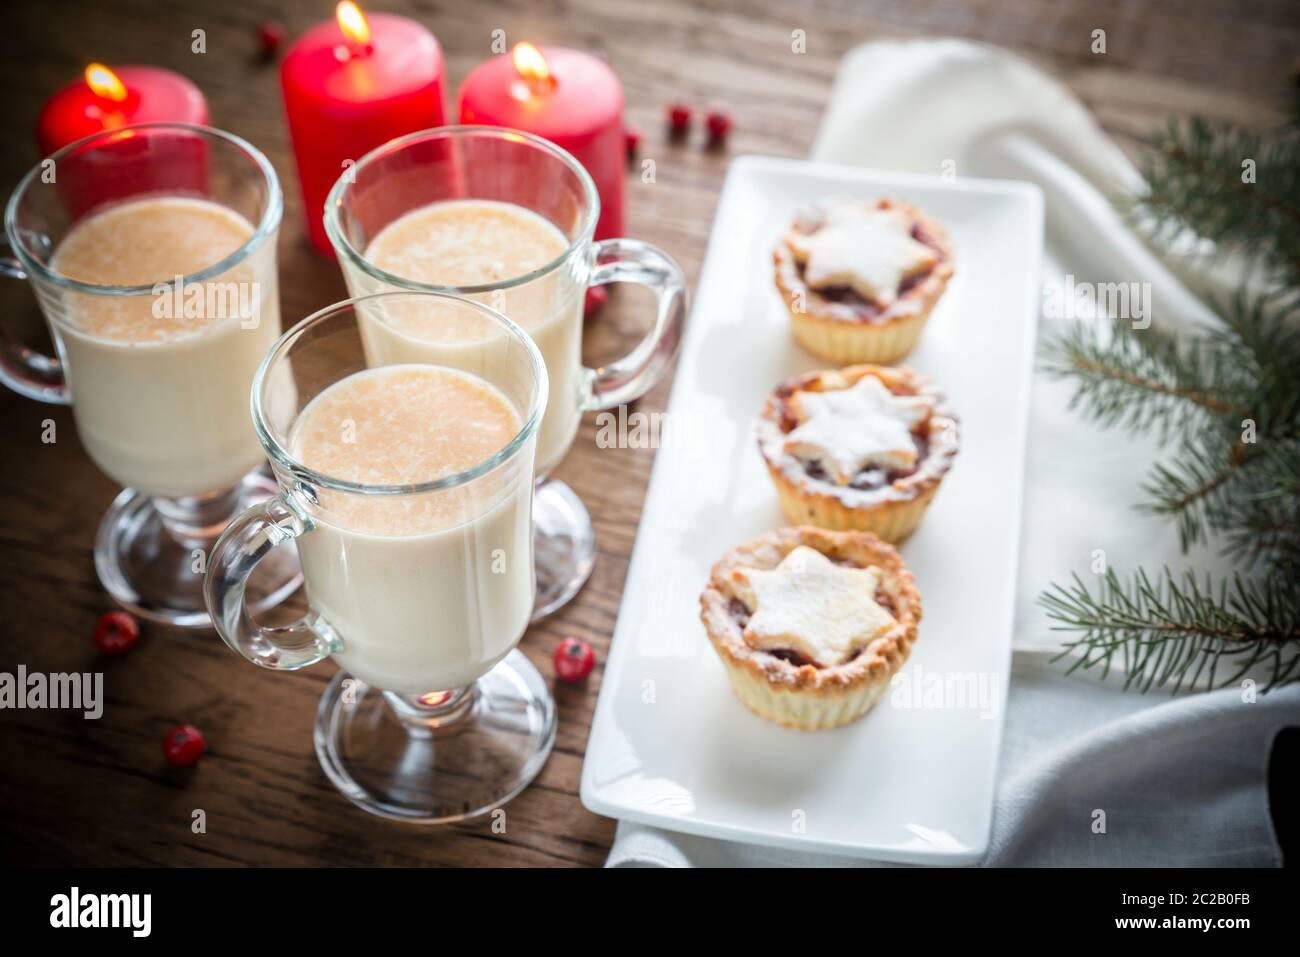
774;197;954;364
700;526;921;731
757;364;958;543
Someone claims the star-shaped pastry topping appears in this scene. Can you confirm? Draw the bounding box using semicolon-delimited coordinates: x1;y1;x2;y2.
787;204;938;306
784;376;932;484
727;546;897;668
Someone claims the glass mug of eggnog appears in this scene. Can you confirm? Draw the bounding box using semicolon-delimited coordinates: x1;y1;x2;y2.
324;126;687;619
205;291;551;822
1;124;300;626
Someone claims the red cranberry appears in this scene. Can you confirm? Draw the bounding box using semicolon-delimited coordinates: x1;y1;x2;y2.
667;102;693;135
163;725;206;768
257;21;286;56
554;637;596;683
584;285;609;318
706;109;733;142
93;611;140;655
624;124;643;159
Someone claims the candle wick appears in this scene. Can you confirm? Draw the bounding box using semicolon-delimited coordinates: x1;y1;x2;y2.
525;73;556;95
333;41;374;62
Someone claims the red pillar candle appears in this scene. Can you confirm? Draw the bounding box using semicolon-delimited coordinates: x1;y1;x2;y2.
36;65;210;219
459;43;625;240
281;1;446;256
36;63;209;156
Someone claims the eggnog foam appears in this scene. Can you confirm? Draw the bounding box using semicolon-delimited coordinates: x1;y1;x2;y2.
290;364;522;535
46;195;281;497
367;198;567;298
359;198;582;477
50;196;259;344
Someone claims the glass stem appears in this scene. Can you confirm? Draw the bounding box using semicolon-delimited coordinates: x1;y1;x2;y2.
151;484;246;550
382;686;479;739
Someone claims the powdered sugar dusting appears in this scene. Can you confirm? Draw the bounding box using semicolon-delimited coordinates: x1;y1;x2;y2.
727;545;895;667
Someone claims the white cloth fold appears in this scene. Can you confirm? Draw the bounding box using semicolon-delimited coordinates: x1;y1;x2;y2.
606;39;1299;867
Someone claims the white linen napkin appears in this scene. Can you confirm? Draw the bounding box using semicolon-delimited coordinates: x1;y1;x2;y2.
605;39;1298;867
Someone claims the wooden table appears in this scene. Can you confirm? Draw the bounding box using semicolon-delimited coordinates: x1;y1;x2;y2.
1;0;1294;867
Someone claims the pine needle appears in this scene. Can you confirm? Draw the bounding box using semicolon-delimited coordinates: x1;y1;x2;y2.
1040;89;1300;692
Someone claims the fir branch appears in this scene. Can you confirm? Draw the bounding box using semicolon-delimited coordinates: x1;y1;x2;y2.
1136;116;1300;287
1221;497;1300;576
1045;289;1299;550
1040;568;1300;692
1216;289;1300;433
1040;88;1300;694
1140;430;1261;550
1216;440;1300;573
1041;322;1244;445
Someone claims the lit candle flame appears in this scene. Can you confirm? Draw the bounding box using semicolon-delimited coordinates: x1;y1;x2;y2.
336;1;372;47
512;42;555;92
84;63;128;103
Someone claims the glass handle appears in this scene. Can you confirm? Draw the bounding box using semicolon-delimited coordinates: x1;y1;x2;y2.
581;238;688;411
204;495;335;670
0;242;70;405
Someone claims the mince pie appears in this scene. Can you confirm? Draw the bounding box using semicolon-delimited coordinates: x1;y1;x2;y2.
774;196;954;364
700;527;921;730
757;363;958;542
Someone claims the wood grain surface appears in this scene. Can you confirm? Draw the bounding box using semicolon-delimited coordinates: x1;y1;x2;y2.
0;0;1295;867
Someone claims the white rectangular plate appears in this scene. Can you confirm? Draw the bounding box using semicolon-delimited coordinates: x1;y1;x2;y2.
580;156;1043;864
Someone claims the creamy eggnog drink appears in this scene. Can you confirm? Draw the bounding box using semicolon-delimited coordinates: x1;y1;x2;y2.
205;290;550;821
358;199;580;477
325;129;686;625
49;196;280;497
289;363;533;694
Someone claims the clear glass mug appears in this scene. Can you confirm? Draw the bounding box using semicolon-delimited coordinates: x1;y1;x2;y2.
324;126;687;619
1;123;299;627
205;291;552;823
